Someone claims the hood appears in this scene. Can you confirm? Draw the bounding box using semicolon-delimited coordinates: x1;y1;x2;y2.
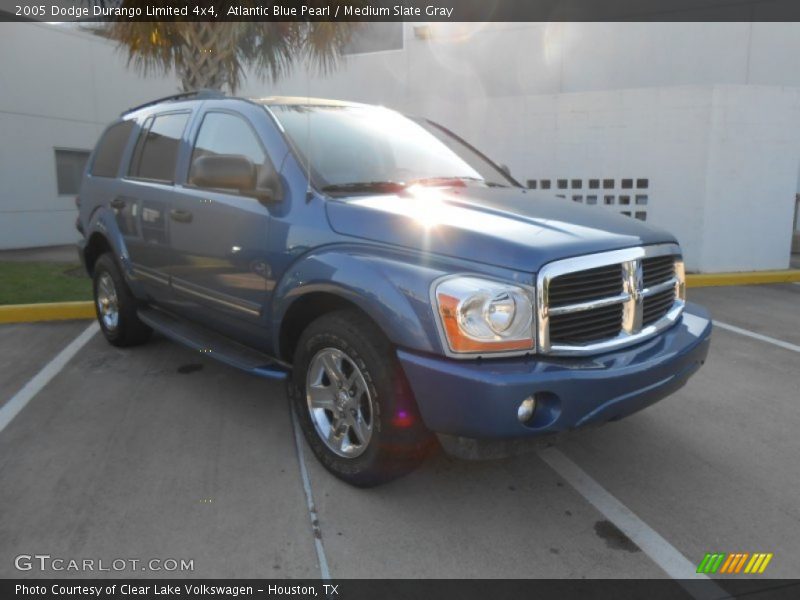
324;186;676;273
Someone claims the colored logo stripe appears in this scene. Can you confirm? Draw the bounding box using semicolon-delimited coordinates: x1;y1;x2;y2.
745;553;774;574
697;553;726;574
697;552;773;574
720;553;749;574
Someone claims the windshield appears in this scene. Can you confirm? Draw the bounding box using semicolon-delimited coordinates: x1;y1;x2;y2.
267;104;518;193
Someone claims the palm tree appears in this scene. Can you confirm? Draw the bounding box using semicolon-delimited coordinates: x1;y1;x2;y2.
95;2;360;93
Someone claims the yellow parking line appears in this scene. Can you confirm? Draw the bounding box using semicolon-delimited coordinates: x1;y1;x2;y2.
0;301;95;324
0;268;798;324
687;270;800;287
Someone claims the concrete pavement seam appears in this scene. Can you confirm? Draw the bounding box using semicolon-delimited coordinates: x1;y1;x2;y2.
290;406;332;581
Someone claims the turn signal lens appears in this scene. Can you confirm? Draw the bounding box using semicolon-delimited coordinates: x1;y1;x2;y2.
434;277;535;355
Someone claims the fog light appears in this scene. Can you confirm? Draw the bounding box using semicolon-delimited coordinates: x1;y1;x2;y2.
517;396;536;423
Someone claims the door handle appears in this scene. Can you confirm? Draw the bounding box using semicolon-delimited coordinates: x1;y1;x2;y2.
110;197;126;210
169;209;193;223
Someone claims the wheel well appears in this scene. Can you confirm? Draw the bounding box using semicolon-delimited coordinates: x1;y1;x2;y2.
279;293;379;363
83;233;112;276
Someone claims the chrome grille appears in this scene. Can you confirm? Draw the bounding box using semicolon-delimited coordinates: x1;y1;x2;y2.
549;304;623;344
642;288;676;327
537;244;686;356
642;255;675;288
548;264;623;307
641;255;677;326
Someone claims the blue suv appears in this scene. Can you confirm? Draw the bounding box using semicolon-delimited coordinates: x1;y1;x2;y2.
77;91;712;486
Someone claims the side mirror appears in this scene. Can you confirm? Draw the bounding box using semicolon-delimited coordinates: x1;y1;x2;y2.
190;154;256;193
255;161;284;205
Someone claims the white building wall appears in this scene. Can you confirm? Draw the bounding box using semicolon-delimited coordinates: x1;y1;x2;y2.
2;22;799;271
242;22;800;272
0;23;178;250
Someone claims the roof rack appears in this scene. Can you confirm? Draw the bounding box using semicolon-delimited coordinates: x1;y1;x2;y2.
122;89;226;115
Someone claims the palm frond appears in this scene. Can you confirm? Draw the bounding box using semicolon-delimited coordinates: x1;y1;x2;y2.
89;0;363;93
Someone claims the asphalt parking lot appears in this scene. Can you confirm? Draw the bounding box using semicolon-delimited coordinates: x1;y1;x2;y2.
0;284;798;584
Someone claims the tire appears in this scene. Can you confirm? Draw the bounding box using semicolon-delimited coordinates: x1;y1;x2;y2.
288;309;435;487
92;253;151;347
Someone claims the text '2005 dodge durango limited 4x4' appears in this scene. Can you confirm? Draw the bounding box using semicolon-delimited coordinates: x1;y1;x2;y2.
77;91;712;486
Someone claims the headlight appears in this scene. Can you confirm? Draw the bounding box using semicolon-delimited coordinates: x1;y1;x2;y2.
433;276;535;355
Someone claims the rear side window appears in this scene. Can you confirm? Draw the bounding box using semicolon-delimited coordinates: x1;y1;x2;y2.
91;120;135;178
129;112;190;183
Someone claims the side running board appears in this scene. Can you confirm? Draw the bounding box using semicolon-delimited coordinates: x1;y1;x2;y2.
137;307;290;380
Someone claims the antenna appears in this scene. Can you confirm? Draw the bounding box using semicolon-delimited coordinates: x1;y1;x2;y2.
305;69;313;201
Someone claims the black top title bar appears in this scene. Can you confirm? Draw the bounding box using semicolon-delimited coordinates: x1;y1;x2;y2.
3;0;800;22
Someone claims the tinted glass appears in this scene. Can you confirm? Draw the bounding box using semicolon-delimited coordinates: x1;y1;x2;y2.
91;120;134;178
271;105;516;190
190;112;266;183
131;113;189;182
55;149;90;194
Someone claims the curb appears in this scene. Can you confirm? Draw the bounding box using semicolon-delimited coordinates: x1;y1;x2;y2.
0;269;798;324
686;270;800;287
0;301;95;324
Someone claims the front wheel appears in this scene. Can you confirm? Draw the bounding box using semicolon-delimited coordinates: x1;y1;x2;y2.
288;310;434;487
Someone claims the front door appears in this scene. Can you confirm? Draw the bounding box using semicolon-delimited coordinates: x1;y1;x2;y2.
165;109;275;326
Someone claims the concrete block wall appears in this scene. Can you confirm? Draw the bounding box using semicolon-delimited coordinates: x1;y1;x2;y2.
0;23;178;250
250;22;800;272
3;22;799;272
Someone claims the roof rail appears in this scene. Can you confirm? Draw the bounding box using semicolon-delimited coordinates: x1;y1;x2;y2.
122;89;226;115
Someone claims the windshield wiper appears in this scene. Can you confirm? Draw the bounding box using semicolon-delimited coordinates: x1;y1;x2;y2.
409;176;479;187
321;181;406;194
321;177;513;196
409;176;511;188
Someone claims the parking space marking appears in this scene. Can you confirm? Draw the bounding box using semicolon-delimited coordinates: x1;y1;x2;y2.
714;320;800;354
290;406;331;580
537;447;725;599
0;322;98;435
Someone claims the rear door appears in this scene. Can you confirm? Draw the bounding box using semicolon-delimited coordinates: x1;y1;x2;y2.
115;110;193;301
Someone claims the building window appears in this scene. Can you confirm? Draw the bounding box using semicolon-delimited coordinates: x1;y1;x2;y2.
54;149;90;195
342;23;403;55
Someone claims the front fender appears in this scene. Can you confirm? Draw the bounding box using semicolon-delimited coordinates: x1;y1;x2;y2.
271;245;450;356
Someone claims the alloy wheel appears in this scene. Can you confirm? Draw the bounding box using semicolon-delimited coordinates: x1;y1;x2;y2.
305;347;374;458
